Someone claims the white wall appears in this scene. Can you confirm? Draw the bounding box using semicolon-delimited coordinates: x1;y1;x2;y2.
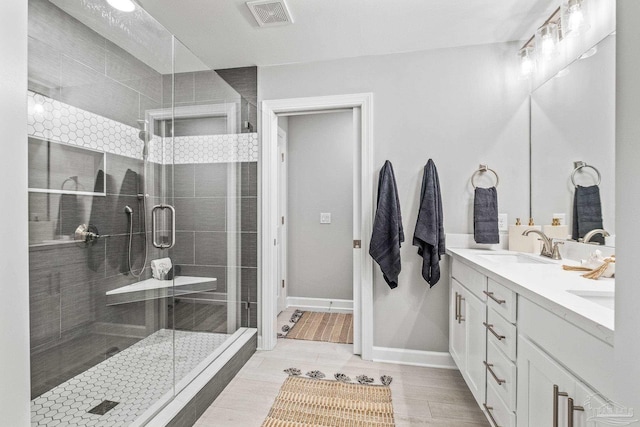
260;42;530;351
614;0;640;414
287;112;354;301
0;0;31;425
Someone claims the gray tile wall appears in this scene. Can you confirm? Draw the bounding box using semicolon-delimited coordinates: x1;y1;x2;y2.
28;0;164;127
169;162;258;329
162;67;257;134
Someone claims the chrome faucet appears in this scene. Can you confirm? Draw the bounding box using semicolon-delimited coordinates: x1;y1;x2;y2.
582;228;610;244
523;229;563;260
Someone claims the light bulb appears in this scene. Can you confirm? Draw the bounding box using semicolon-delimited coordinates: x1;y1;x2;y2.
563;0;590;37
567;6;584;33
541;35;555;57
518;47;536;79
536;23;559;60
106;0;135;12
33;103;44;115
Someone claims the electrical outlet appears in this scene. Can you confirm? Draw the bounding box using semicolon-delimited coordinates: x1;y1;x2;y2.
320;213;331;224
498;213;508;232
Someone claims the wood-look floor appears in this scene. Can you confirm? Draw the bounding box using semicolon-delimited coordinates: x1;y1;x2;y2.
195;308;489;427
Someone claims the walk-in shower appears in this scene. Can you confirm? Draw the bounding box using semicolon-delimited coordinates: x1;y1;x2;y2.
27;0;259;424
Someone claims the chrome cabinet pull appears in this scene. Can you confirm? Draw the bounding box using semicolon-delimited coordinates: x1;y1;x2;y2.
454;292;459;321
568;397;584;427
484;361;506;385
483;322;506;340
483;403;501;427
151;204;176;249
483;290;506;305
458;293;465;323
553;384;569;427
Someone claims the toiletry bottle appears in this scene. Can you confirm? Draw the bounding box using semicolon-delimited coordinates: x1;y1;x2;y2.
543;217;570;240
509;218;539;253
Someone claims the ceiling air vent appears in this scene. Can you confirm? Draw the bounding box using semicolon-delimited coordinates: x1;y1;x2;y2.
246;0;293;27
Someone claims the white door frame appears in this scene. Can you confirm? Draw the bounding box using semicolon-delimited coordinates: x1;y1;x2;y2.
276;127;288;314
259;93;374;360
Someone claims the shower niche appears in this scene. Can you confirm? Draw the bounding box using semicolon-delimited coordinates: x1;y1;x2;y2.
28;137;105;245
28;137;106;196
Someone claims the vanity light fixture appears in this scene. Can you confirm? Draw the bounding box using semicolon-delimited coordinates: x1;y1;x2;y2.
106;0;136;12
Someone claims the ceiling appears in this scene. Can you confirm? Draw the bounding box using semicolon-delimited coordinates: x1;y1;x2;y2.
136;0;559;70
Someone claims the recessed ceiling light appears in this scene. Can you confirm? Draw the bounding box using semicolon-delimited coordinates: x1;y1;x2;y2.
106;0;136;12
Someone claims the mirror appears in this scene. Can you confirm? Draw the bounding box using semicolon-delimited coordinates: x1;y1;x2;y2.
530;33;615;245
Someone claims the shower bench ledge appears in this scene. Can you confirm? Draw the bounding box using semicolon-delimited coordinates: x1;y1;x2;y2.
106;276;217;306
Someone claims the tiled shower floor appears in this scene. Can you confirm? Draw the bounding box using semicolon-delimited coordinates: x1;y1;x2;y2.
31;329;230;426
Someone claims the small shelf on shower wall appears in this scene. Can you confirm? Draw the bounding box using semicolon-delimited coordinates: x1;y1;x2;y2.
106;276;217;306
28;137;106;196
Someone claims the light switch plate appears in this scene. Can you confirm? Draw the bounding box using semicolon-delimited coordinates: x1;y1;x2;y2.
498;213;508;232
320;213;331;224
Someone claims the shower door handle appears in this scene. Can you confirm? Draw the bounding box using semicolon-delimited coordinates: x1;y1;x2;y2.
151;204;176;249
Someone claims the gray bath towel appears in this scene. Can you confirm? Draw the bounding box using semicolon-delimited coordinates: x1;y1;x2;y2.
474;187;499;244
413;159;445;287
370;161;404;289
572;185;604;244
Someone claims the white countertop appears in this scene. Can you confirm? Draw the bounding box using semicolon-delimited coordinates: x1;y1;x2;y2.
446;248;615;345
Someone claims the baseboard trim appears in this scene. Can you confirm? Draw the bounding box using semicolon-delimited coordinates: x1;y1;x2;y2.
286;297;353;314
371;346;457;370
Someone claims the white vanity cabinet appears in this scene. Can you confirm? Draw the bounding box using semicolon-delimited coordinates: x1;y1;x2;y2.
450;260;487;407
517;335;607;427
448;250;614;427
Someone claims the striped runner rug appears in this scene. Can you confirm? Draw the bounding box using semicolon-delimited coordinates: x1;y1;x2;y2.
285;311;354;344
261;376;395;427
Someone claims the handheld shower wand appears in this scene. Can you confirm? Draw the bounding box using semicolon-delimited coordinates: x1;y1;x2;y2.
125;202;148;279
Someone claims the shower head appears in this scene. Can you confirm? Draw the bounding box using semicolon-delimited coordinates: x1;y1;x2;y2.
124;206;133;215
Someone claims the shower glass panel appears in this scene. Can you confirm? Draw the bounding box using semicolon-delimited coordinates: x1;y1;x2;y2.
27;0;257;425
167;40;258;395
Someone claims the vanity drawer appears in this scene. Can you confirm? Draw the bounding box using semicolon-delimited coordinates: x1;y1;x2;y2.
486;340;517;411
486;307;517;362
485;279;516;323
485;380;516;427
452;259;487;301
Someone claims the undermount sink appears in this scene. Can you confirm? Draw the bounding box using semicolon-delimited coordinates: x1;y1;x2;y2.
566;290;615;310
478;253;554;265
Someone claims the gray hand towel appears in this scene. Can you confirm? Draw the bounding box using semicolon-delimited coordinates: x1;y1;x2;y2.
572;185;604;244
369;161;404;289
413;159;445;287
474;187;499;244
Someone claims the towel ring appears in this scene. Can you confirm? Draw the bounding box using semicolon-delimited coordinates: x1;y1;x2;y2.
571;162;601;187
471;165;499;189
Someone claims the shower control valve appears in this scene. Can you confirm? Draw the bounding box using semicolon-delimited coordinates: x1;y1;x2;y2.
74;224;101;247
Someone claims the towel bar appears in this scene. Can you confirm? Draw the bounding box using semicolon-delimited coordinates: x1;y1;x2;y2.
571;161;601;187
471;164;499;189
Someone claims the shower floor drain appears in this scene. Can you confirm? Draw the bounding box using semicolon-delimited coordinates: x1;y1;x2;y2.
88;400;119;415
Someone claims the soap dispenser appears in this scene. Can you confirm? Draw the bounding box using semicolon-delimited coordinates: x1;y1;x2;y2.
509;218;541;253
509;218;533;252
543;217;570;241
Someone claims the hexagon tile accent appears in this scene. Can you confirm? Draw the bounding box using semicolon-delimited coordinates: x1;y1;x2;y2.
28;91;258;164
30;329;230;427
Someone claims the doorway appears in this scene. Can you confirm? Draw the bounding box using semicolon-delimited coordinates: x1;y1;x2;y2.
260;93;374;359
